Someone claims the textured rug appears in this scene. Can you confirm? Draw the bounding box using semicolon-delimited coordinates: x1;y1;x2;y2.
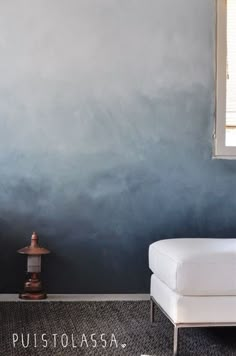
0;301;236;356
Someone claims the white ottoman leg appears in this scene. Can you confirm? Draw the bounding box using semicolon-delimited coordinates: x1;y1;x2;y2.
173;325;179;356
150;297;154;323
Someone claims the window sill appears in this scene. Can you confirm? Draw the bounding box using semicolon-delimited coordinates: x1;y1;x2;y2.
212;154;236;160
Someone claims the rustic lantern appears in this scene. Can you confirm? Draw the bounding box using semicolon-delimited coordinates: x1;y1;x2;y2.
18;232;50;300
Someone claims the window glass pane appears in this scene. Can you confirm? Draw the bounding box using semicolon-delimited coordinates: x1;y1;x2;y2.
226;0;236;146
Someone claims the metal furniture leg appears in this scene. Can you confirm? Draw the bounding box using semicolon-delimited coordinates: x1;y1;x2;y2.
150;297;154;323
173;325;179;356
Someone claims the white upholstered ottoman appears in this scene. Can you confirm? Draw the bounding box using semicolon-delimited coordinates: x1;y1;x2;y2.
149;238;236;355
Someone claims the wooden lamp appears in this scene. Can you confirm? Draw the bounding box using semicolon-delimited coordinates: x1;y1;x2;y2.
18;232;50;300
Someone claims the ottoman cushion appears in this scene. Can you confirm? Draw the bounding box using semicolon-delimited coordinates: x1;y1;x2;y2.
150;274;236;323
149;238;236;296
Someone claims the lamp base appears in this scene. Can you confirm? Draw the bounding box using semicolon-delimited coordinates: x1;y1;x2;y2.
19;292;47;300
19;272;47;300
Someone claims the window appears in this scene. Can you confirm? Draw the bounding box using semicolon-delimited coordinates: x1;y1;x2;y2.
215;0;236;158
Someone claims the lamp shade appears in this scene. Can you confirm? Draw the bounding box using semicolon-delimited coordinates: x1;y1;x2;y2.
18;232;50;255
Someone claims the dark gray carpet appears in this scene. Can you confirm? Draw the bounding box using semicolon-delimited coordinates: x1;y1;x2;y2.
0;301;236;355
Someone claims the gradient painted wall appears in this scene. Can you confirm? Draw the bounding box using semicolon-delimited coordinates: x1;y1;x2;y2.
0;0;234;293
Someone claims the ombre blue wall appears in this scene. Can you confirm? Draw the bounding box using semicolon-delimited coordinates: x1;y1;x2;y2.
0;0;235;293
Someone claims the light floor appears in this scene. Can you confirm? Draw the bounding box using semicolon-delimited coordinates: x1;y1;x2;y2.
0;294;149;302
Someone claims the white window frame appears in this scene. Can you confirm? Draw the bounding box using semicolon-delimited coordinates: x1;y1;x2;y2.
214;0;236;158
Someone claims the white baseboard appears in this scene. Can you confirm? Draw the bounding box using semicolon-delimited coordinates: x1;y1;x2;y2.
0;294;150;302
